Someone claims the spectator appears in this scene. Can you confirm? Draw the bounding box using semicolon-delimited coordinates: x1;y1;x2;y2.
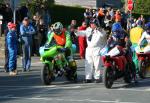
109;8;114;20
7;22;17;76
140;15;145;27
20;17;35;72
31;15;39;56
84;8;92;25
127;16;134;32
75;20;107;83
37;18;47;46
98;8;105;27
92;9;100;27
104;11;112;33
121;11;129;30
78;21;87;59
68;20;78;49
130;20;144;70
92;9;97;19
47;24;54;40
114;10;122;22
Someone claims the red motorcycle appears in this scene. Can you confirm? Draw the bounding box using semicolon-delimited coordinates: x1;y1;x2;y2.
102;46;133;88
136;52;150;79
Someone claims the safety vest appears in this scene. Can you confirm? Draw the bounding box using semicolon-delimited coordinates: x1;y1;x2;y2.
53;31;66;46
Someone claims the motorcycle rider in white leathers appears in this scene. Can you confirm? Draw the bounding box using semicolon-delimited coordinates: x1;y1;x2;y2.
138;22;150;53
75;20;107;83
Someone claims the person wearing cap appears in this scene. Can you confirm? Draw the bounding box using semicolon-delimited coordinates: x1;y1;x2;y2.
20;17;35;72
7;22;17;76
75;20;107;83
137;22;150;53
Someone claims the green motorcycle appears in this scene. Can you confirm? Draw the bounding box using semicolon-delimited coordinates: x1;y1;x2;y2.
39;45;77;85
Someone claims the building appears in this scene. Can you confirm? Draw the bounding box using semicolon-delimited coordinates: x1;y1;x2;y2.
55;0;122;9
96;0;122;8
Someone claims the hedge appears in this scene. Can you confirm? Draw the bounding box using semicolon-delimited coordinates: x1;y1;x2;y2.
49;5;85;27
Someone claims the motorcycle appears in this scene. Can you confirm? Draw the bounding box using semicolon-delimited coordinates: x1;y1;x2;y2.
136;51;150;79
39;44;77;85
101;46;134;88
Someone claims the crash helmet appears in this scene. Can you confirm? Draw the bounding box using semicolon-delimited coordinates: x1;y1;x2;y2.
112;22;122;32
53;22;63;35
145;22;150;34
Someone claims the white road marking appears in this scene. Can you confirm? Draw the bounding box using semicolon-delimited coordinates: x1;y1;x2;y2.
0;84;150;93
0;85;83;92
0;96;137;103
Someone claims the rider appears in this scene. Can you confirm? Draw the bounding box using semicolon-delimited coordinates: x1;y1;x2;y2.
138;22;150;53
107;22;131;54
46;22;72;59
107;22;137;82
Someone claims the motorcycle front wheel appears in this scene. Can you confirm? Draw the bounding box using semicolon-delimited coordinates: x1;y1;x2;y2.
104;67;114;89
41;64;53;85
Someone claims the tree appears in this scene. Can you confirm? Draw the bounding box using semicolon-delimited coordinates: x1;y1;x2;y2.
133;0;150;14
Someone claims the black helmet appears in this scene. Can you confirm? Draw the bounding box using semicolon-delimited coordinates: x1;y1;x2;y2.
90;19;99;27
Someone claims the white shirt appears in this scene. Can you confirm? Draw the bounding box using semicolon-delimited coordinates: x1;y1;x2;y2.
139;31;150;44
75;27;107;55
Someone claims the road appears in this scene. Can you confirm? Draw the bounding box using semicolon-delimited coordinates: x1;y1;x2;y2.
0;57;150;103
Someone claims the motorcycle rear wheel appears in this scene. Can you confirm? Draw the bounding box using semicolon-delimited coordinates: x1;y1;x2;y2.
138;60;146;79
104;67;114;89
41;64;53;85
65;60;77;82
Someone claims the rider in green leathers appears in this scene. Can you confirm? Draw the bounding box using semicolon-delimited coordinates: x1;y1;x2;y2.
42;22;72;59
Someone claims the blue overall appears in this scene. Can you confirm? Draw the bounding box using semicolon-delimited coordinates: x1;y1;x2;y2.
7;30;17;71
20;24;35;70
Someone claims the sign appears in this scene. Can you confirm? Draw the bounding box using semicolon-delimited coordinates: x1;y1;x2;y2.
128;0;133;11
10;0;20;10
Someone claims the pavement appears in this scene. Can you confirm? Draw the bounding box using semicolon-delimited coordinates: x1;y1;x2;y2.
0;56;150;103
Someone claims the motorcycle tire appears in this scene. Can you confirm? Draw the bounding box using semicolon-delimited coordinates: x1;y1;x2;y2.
138;60;146;79
65;60;77;82
103;67;114;89
41;64;53;85
124;63;132;83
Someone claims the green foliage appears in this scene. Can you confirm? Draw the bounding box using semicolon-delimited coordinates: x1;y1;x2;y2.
133;0;150;15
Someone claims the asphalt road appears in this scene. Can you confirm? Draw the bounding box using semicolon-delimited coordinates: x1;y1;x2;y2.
0;57;150;103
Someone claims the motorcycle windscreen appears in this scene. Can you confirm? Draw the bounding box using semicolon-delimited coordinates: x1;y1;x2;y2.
106;46;120;57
